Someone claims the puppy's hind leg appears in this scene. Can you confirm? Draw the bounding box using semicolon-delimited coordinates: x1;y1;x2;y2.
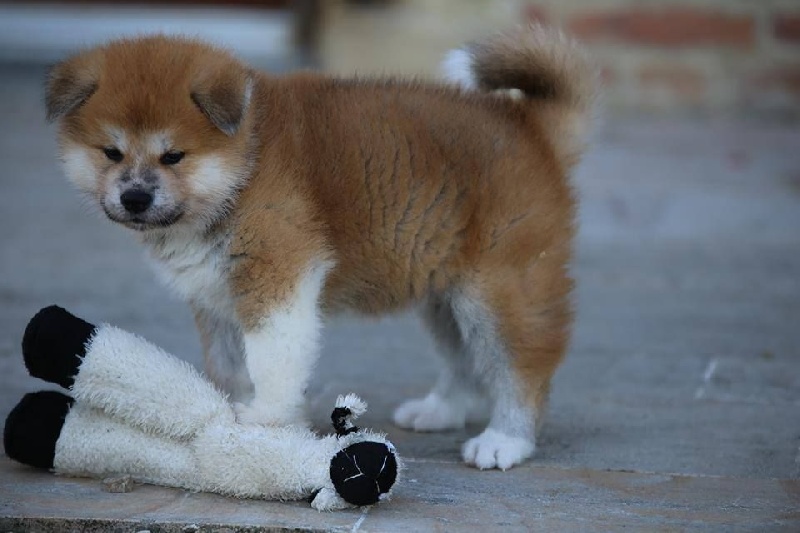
453;267;571;470
393;297;487;432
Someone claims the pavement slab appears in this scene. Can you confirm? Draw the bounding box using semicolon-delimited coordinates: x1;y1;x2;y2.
1;64;799;531
2;458;798;532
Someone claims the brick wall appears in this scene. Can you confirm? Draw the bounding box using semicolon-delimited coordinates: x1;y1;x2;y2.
318;0;800;119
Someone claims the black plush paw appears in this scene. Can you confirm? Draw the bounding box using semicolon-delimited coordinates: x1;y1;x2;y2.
330;441;398;507
3;390;74;469
22;305;96;388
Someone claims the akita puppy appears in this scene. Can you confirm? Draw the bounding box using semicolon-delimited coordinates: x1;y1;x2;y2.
46;24;595;470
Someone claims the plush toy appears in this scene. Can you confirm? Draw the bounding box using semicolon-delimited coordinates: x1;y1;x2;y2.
3;306;399;511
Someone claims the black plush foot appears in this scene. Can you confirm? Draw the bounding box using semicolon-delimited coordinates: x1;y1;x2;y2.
3;390;74;469
330;441;398;506
22;305;96;388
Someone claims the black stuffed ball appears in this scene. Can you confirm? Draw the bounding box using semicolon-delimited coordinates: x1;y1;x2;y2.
330;441;397;506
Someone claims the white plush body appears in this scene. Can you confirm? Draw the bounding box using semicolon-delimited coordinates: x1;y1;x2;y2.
52;325;394;510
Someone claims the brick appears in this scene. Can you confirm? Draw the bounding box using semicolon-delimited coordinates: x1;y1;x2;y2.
752;66;800;97
568;8;755;48
774;14;800;44
638;65;707;102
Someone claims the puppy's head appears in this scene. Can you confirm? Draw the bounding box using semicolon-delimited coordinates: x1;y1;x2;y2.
47;35;255;231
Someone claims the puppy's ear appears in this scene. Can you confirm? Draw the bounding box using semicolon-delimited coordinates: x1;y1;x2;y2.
45;53;100;122
191;63;253;136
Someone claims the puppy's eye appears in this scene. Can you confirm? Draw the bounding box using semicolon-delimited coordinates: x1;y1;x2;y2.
160;151;185;166
103;147;124;162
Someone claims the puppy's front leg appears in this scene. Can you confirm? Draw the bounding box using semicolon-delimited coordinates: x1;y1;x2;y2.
194;307;253;405
232;259;332;428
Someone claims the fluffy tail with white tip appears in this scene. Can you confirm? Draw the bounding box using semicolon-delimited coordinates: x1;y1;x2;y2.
442;24;598;166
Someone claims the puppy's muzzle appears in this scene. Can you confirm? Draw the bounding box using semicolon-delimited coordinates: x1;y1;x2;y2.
120;189;154;214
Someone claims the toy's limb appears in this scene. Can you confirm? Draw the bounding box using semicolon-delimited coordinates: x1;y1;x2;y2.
193;396;398;509
6;389;399;509
55;403;200;490
22;305;233;440
22;306;94;389
190;428;384;511
3;391;197;489
71;324;234;440
4;390;73;469
193;421;340;502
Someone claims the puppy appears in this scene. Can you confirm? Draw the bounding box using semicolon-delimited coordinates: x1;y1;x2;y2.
46;24;595;470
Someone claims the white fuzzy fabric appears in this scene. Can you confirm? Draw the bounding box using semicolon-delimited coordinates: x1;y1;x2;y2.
53;401;396;508
52;321;398;508
310;487;348;511
194;425;396;506
336;393;367;417
53;404;339;500
192;422;339;500
72;325;234;440
55;403;199;489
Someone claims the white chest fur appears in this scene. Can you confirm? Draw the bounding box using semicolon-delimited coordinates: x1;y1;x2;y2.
143;227;234;316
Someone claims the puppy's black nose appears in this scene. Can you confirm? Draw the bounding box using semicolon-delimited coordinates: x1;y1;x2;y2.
120;190;153;214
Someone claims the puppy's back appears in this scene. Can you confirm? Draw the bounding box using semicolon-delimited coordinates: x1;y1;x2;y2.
243;26;592;310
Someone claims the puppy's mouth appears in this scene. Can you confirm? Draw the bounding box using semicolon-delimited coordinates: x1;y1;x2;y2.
102;205;185;231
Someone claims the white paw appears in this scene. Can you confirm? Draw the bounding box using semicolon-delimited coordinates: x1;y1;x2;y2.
462;428;534;470
393;394;467;432
233;402;306;427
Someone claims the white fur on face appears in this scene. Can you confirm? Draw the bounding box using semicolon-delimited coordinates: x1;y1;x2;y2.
191;155;236;198
104;126;129;152
441;48;477;90
188;155;248;225
61;145;97;193
145;131;172;157
236;260;334;427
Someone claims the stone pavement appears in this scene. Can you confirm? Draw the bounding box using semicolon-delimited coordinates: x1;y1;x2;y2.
0;64;799;531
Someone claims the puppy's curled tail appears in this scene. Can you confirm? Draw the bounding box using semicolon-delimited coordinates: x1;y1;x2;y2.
442;24;598;166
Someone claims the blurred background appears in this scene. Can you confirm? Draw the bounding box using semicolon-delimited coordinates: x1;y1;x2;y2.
1;2;799;529
1;0;799;118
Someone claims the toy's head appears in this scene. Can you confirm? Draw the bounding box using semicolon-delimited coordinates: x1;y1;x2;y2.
330;441;398;506
327;394;399;506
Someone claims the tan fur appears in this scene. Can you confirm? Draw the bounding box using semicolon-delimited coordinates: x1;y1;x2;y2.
48;25;595;463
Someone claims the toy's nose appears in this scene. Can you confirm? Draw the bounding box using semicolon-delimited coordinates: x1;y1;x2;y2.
120;189;153;214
